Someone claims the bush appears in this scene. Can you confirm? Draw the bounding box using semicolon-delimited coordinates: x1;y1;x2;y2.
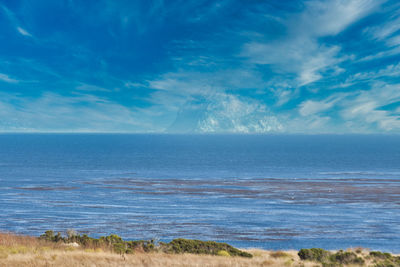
39;230;55;241
370;251;393;259
217;250;230;256
37;231;252;257
39;230;64;242
100;234;123;245
374;260;396;267
298;248;330;262
299;248;366;266
369;252;400;267
126;240;155;253
163;239;252;258
113;243;126;254
330;250;364;265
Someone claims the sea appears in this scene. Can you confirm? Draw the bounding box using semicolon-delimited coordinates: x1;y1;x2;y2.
0;134;399;252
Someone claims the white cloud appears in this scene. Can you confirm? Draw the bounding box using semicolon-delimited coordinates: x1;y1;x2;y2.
169;93;283;133
0;92;159;132
0;73;19;83
344;101;400;131
76;83;112;92
0;4;33;37
300;0;381;36
286;115;335;133
124;81;146;88
340;63;400;87
358;45;400;61
300;82;400;133
288;81;400;133
274;88;293;106
387;35;400;47
144;66;272;132
241;0;381;86
364;15;400;44
16;27;32;37
340;83;400;131
299;100;335;116
360;6;400;61
148;68;265;95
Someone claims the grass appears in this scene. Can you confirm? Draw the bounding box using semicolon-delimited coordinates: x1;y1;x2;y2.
0;232;399;266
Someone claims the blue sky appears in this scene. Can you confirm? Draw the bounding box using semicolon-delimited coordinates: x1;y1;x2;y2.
0;0;399;133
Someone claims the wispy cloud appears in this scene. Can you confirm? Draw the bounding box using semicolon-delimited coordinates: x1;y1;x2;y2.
340;63;400;87
340;82;400;132
299;99;337;117
0;73;19;83
0;92;158;132
75;83;112;92
294;82;400;133
358;2;400;61
1;4;33;38
241;0;380;86
364;11;400;44
16;26;32;37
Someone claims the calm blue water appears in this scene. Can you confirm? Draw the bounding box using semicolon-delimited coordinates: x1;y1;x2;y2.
0;134;400;252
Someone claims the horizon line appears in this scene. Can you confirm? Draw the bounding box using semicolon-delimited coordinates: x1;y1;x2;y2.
0;132;399;136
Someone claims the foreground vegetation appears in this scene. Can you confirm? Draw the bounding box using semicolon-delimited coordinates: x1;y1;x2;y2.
0;231;399;266
298;248;400;267
39;230;252;257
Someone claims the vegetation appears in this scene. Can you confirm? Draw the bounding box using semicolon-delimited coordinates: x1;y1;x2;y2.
269;250;290;258
162;238;253;257
39;230;251;257
330;250;365;265
1;231;399;266
298;248;400;267
298;248;331;262
368;251;400;267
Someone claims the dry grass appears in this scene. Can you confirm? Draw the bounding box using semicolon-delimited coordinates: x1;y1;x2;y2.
0;249;308;267
0;232;312;267
0;232;389;267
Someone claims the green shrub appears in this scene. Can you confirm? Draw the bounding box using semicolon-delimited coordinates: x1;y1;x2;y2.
39;230;65;242
113;243;126;254
370;252;400;267
374;260;396;267
298;248;366;266
370;251;393;259
126;240;155;252
298;248;330;262
37;231;251;257
330;250;364;265
217;250;230;256
163;239;252;258
100;234;123;245
39;230;54;241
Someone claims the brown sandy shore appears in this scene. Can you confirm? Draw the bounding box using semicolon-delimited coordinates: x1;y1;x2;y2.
1;232;399;267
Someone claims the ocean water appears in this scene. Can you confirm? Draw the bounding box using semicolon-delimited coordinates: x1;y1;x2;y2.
0;134;399;252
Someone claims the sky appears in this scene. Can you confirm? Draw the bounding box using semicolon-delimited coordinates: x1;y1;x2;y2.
0;0;399;133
